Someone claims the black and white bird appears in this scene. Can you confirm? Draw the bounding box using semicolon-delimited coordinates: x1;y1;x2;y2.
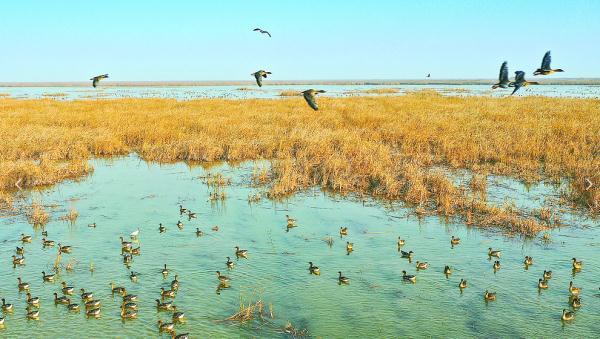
252;70;272;87
302;89;326;111
90;74;109;88
253;28;271;37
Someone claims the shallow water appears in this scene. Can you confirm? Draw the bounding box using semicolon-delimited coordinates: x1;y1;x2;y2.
0;156;599;338
1;84;600;100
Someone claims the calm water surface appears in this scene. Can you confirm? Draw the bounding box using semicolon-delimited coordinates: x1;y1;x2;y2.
0;157;599;338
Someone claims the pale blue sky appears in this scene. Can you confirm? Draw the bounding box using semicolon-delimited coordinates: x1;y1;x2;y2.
0;0;598;81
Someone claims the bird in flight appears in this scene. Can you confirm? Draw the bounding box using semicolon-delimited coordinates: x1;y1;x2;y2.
492;61;510;89
533;51;564;76
251;70;272;87
426;73;431;78
253;28;271;37
90;74;109;88
302;89;326;111
508;71;538;95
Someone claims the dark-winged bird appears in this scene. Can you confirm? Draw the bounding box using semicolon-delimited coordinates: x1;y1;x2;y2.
426;73;431;78
508;71;539;95
492;61;510;89
302;89;326;111
533;51;564;75
90;74;109;88
251;70;272;87
253;28;271;37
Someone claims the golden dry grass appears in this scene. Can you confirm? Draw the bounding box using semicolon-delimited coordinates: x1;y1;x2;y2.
279;90;299;96
1;91;598;235
358;88;400;94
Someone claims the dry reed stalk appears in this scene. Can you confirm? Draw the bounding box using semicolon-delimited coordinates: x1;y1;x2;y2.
28;202;49;227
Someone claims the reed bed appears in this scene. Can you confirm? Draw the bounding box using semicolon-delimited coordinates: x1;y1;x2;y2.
357;88;400;94
0;91;598;234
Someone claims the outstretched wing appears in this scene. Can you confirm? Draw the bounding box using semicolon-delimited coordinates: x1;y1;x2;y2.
514;71;525;83
254;73;263;87
264;31;271;37
253;28;261;31
499;62;508;83
511;83;521;95
541;51;551;70
92;78;98;88
303;92;318;110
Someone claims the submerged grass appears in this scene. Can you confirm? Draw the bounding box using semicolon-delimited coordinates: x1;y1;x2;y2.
0;92;598;234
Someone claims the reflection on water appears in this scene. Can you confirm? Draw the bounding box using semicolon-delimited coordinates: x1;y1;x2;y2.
0;156;599;337
1;84;600;100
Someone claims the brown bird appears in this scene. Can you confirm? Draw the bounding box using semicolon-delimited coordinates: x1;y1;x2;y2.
302;89;326;111
90;74;109;88
252;70;272;87
253;28;271;37
509;71;539;95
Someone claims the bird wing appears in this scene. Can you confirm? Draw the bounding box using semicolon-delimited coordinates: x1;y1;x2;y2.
541;51;551;70
253;28;261;31
514;71;525;83
511;83;521;95
303;92;318;110
254;73;263;87
264;31;271;37
499;61;508;83
92;78;98;88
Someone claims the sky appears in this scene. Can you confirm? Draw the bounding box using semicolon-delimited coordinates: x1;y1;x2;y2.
0;0;598;82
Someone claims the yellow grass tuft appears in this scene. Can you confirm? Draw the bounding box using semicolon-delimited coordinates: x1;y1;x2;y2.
28;202;50;227
358;88;400;94
279;90;299;97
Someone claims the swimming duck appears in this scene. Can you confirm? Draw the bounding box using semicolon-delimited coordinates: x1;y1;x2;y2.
195;228;204;237
402;270;416;283
493;261;501;271
569;281;581;295
161;287;176;298
16;246;24;255
286;215;296;227
212;225;219;232
401;250;414;258
538;278;549;289
53;293;70;305
226;257;235;269
41;231;48;237
488;248;501;258
459;279;468;289
176;221;184;229
26;307;40;319
85;300;101;309
88;222;97;228
572;258;583;270
561;309;575;321
484;290;496;301
130;271;139;282
161;264;169;276
179;205;187;215
21;234;32;243
58;244;72;253
543;270;552;280
1;299;14;312
346;242;354;252
12;255;25;266
252;70;272;87
570;296;581;308
41;271;55;282
123;254;133;264
121;290;138;302
508;71;539;95
122;302;138;310
120;306;137;319
235;246;248;258
450;236;460;245
86;308;101;318
524;256;534;266
302;89;326;111
90;74;109;88
156;299;175;311
187;211;196;219
171;275;180;290
159;223;166;233
174;332;190;339
67;303;80;312
339;227;348;236
416;261;429;270
110;282;126;294
61;281;75;295
397;237;405;247
444;266;452;275
42;238;55;247
309;262;321;275
216;271;230;285
533;51;564;76
26;293;40;307
17;277;30;290
172;308;185;321
338;271;350;285
492;61;510;89
158;320;175;333
80;289;93;301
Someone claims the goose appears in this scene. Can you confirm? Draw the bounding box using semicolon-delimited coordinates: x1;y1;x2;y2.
286;215;296;226
397;237;405;247
171;275;180;290
211;225;219;232
160;287;176;298
161;264;169;276
308;262;320;275
524;256;534;266
90;74;109;88
450;236;461;245
122;301;138;310
561;309;574;321
158;320;175;333
26;307;40;319
17;277;30;290
130;228;140;239
179;205;187;215
484;290;496;301
130;271;139;282
252;70;272;87
226;257;235;269
0;316;4;325
80;289;93;301
488;248;501;258
120;306;137;319
402;270;416;283
88;222;97;228
235;246;248;258
53;293;70;305
12;255;25;266
110;282;126;294
346;242;354;252
538;278;549;289
444;265;452;275
159;223;166;233
58;243;72;253
86;308;101;318
401;250;414;258
85;300;101;309
26;293;40;307
534;51;564;76
42;238;55;247
339;227;348;236
302;89;326;111
338;271;350;285
253;28;271;37
569;281;581;295
156;299;175;311
61;281;75;295
187;211;196;219
121;290;138;302
1;299;14;312
176;221;184;229
493;260;501;271
416;261;429;270
21;233;32;243
67;303;80;312
16;246;24;255
123;254;133;264
459;279;468;289
572;258;583;270
492;61;510;89
216;271;230;284
42;271;55;282
41;231;48;237
570;296;581;308
119;237;133;249
543;270;552;280
172;308;185;321
195;228;204;237
509;71;539;95
174;333;190;339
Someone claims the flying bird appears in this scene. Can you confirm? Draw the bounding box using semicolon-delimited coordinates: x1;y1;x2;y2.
533;51;564;76
508;71;539;95
251;70;272;87
302;89;326;111
426;73;431;78
90;74;109;88
492;61;510;89
253;28;271;37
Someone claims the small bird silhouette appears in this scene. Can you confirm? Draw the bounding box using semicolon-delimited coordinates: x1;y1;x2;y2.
253;28;271;37
492;61;510;89
426;73;431;78
508;71;538;95
90;74;109;88
302;89;326;111
533;51;564;76
251;70;272;87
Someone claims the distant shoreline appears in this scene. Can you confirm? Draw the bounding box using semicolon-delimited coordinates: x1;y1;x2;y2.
1;79;600;87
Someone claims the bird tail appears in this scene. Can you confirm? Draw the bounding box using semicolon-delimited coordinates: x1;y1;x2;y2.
554;69;564;72
491;84;499;89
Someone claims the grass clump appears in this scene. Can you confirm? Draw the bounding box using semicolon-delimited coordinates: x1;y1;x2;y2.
28;202;50;227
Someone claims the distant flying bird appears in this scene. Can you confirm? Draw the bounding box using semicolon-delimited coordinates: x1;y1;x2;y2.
533;51;564;76
253;28;271;37
302;89;326;111
426;73;431;78
90;74;109;88
251;70;272;87
508;71;539;95
492;61;510;89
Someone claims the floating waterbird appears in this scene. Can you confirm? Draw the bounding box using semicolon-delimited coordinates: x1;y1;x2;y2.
17;277;30;290
302;89;325;111
450;236;461;245
21;233;32;243
401;250;414;258
58;243;72;253
162;264;169;276
569;281;581;295
26;307;40;319
160;287;176;298
26;293;40;306
397;237;405;247
1;299;14;312
16;246;24;255
86;308;101;318
493;260;501;271
533;51;564;76
570;296;581;308
130;228;140;239
110;283;126;294
196;228;204;237
53;293;70;305
488;248;501;257
346;242;354;252
509;71;538;95
42;271;55;282
12;255;25;266
235;246;248;258
172;308;185;321
171;275;180;290
339;227;348;236
158;320;175;332
85;300;101;309
156;299;175;311
252;70;271;87
61;281;75;295
543;270;552;280
120;306;137;319
444;266;452;275
416;261;429;270
309;262;320;275
226;257;234;269
67;303;80;312
338;271;350;284
42;238;55;247
80;289;93;301
253;28;271;37
90;74;109;88
179;205;187;214
402;270;416;283
492;61;510;89
538;278;549;289
88;222;97;228
216;271;230;285
572;258;583;270
484;290;496;301
159;223;166;233
524;256;533;266
561;309;575;321
459;279;468;289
